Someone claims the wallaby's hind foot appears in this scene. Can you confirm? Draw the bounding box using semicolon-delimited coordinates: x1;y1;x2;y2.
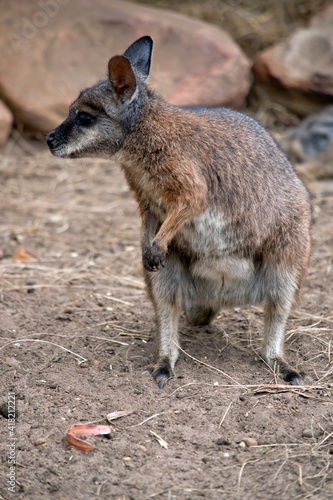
151;357;175;389
259;266;311;385
278;358;312;385
263;356;311;386
282;370;311;386
143;361;175;389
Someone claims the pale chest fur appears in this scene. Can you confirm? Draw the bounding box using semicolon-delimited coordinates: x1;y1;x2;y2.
175;211;255;283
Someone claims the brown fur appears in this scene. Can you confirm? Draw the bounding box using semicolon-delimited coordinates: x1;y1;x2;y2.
47;37;312;388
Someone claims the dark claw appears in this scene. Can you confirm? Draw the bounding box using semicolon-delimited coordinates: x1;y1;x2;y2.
300;371;312;382
142;364;174;388
142;253;158;272
290;376;302;387
156;372;174;389
143;262;158;272
152;363;174;389
142;243;165;272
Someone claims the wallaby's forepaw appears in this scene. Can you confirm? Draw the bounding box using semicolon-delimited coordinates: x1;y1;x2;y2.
142;241;165;272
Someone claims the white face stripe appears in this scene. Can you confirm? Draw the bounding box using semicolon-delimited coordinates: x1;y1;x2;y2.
64;128;99;156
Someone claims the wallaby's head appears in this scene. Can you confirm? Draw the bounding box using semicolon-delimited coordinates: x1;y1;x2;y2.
47;36;153;158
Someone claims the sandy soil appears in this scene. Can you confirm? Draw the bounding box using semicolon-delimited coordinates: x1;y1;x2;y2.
0;134;332;499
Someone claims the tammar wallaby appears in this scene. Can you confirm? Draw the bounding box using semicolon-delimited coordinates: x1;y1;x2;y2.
47;36;311;388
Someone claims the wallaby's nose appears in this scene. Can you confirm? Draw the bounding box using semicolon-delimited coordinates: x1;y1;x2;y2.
46;131;55;147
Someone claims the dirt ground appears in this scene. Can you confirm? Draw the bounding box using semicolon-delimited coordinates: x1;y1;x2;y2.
0;127;332;500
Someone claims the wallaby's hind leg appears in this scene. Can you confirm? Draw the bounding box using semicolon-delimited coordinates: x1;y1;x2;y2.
151;301;180;388
144;254;183;389
260;267;305;385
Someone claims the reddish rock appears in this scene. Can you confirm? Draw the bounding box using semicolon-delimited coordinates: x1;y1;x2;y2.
0;100;13;150
253;5;333;116
0;0;250;134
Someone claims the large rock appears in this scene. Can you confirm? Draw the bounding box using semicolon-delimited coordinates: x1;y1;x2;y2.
278;106;333;181
253;5;333;116
279;106;333;163
278;106;333;180
0;0;250;134
0;100;13;150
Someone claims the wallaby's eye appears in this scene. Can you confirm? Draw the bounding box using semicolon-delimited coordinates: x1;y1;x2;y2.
77;112;95;127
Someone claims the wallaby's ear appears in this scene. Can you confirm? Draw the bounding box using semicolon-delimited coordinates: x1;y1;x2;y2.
108;55;136;102
123;36;153;81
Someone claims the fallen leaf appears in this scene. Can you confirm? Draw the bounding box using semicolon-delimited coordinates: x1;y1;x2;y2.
106;410;135;422
66;424;112;452
13;246;38;262
150;430;168;449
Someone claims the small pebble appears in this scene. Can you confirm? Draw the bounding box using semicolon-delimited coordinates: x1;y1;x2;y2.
239;441;246;450
0;403;10;419
302;429;313;438
34;437;47;446
215;437;231;446
243;437;258;447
